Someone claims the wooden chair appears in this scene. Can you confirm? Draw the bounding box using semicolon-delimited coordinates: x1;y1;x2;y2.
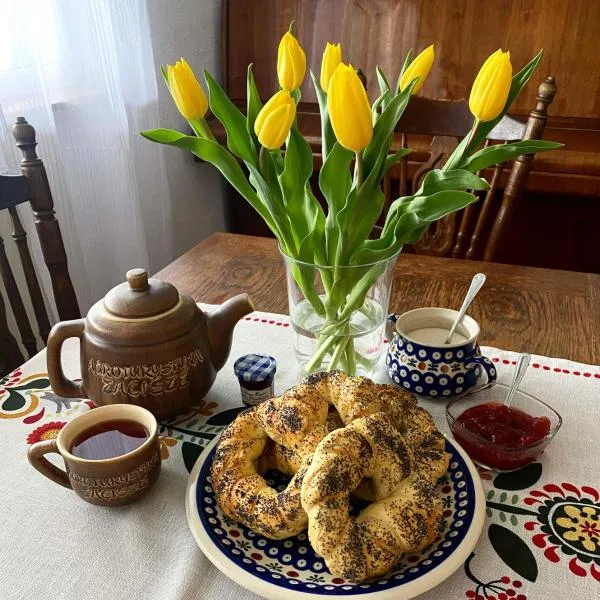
383;76;557;260
0;117;80;377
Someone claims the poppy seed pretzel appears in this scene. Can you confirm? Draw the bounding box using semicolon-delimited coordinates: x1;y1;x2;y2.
211;372;415;540
255;372;411;457
259;375;449;489
300;412;444;582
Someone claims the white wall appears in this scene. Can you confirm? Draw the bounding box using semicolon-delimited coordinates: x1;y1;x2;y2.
146;0;227;260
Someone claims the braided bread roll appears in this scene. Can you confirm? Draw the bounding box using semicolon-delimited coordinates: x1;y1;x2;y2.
301;412;443;581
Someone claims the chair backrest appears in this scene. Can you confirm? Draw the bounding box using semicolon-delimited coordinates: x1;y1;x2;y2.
383;76;557;260
0;117;80;376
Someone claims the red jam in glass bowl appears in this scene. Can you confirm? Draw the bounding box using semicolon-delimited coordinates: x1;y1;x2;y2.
446;384;562;471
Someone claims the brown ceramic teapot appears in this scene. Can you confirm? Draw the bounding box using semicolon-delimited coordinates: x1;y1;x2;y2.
47;269;254;419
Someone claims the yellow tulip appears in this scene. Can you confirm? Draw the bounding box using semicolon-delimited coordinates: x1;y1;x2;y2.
469;49;513;122
167;58;208;120
399;45;435;94
327;64;372;153
277;31;307;91
320;42;342;92
254;90;296;149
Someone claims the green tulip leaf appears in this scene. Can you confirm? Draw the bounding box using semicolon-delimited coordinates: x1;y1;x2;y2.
461;139;563;172
372;89;390;121
319;142;353;263
353;189;477;264
204;70;257;167
246;64;262;148
363;81;416;179
279;127;317;248
310;70;336;160
141;128;279;237
396;49;414;89
337;144;389;261
418;168;490;195
160;65;169;88
246;161;292;251
385;147;412;173
375;66;393;111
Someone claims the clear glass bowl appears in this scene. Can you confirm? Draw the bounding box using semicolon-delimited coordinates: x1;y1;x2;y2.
445;383;562;472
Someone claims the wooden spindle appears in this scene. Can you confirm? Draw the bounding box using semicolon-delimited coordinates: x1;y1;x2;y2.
453;140;491;259
8;206;51;342
484;77;557;262
0;233;37;357
12;117;80;320
0;285;24;376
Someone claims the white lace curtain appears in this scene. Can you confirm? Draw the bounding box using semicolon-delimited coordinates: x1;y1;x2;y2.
0;0;173;322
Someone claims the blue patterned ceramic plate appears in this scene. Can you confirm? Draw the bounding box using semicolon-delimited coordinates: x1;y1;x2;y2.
186;435;485;599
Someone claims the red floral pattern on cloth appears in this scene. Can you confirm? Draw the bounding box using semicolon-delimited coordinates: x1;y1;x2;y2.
26;421;66;444
523;483;600;581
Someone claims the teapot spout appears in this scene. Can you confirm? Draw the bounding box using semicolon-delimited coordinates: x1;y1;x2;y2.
207;293;254;371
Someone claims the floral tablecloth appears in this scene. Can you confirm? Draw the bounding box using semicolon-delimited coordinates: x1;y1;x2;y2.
0;307;599;600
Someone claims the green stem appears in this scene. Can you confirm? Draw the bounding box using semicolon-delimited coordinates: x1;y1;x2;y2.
190;118;217;141
345;337;357;375
354;151;364;188
444;119;479;171
305;334;338;373
327;337;349;371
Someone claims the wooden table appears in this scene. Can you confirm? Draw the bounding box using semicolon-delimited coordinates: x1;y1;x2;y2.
156;232;600;365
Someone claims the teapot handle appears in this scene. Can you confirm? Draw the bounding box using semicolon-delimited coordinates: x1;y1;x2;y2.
47;319;87;398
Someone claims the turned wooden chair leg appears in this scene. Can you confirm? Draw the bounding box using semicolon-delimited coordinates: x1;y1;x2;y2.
484;77;557;262
12;118;80;321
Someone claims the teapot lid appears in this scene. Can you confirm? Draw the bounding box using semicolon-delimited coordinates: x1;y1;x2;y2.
103;268;179;318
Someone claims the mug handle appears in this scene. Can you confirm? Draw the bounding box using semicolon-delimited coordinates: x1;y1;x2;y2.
466;352;497;385
47;319;87;398
386;314;399;341
27;439;72;489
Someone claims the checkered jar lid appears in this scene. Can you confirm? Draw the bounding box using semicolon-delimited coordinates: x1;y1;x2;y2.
234;354;277;383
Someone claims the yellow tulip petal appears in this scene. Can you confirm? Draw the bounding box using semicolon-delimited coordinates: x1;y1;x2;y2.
277;31;306;90
167;58;208;120
399;44;435;94
258;104;295;149
469;49;512;122
327;63;372;152
320;42;342;92
582;538;597;552
254;90;296;149
562;530;581;542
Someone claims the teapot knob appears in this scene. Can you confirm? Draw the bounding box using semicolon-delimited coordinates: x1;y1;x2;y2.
126;268;149;292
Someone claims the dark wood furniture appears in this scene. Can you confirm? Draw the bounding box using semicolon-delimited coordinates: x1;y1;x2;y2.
156;233;600;365
0;117;79;376
219;0;600;273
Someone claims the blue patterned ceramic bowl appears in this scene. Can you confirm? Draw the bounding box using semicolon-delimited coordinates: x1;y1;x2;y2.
186;436;485;599
386;308;496;399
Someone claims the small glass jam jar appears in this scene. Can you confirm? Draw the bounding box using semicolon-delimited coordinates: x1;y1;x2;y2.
234;354;277;406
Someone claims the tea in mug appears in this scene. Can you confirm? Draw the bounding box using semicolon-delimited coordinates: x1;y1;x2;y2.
69;419;148;460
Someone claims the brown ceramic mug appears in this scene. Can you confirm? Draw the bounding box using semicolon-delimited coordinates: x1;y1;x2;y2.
27;404;160;507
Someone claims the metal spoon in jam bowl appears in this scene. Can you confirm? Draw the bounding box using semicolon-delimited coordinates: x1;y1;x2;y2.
504;352;531;407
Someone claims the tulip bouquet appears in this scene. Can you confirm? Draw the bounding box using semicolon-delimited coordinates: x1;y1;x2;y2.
142;26;559;376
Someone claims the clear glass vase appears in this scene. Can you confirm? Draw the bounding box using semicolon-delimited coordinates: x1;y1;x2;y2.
281;249;400;378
